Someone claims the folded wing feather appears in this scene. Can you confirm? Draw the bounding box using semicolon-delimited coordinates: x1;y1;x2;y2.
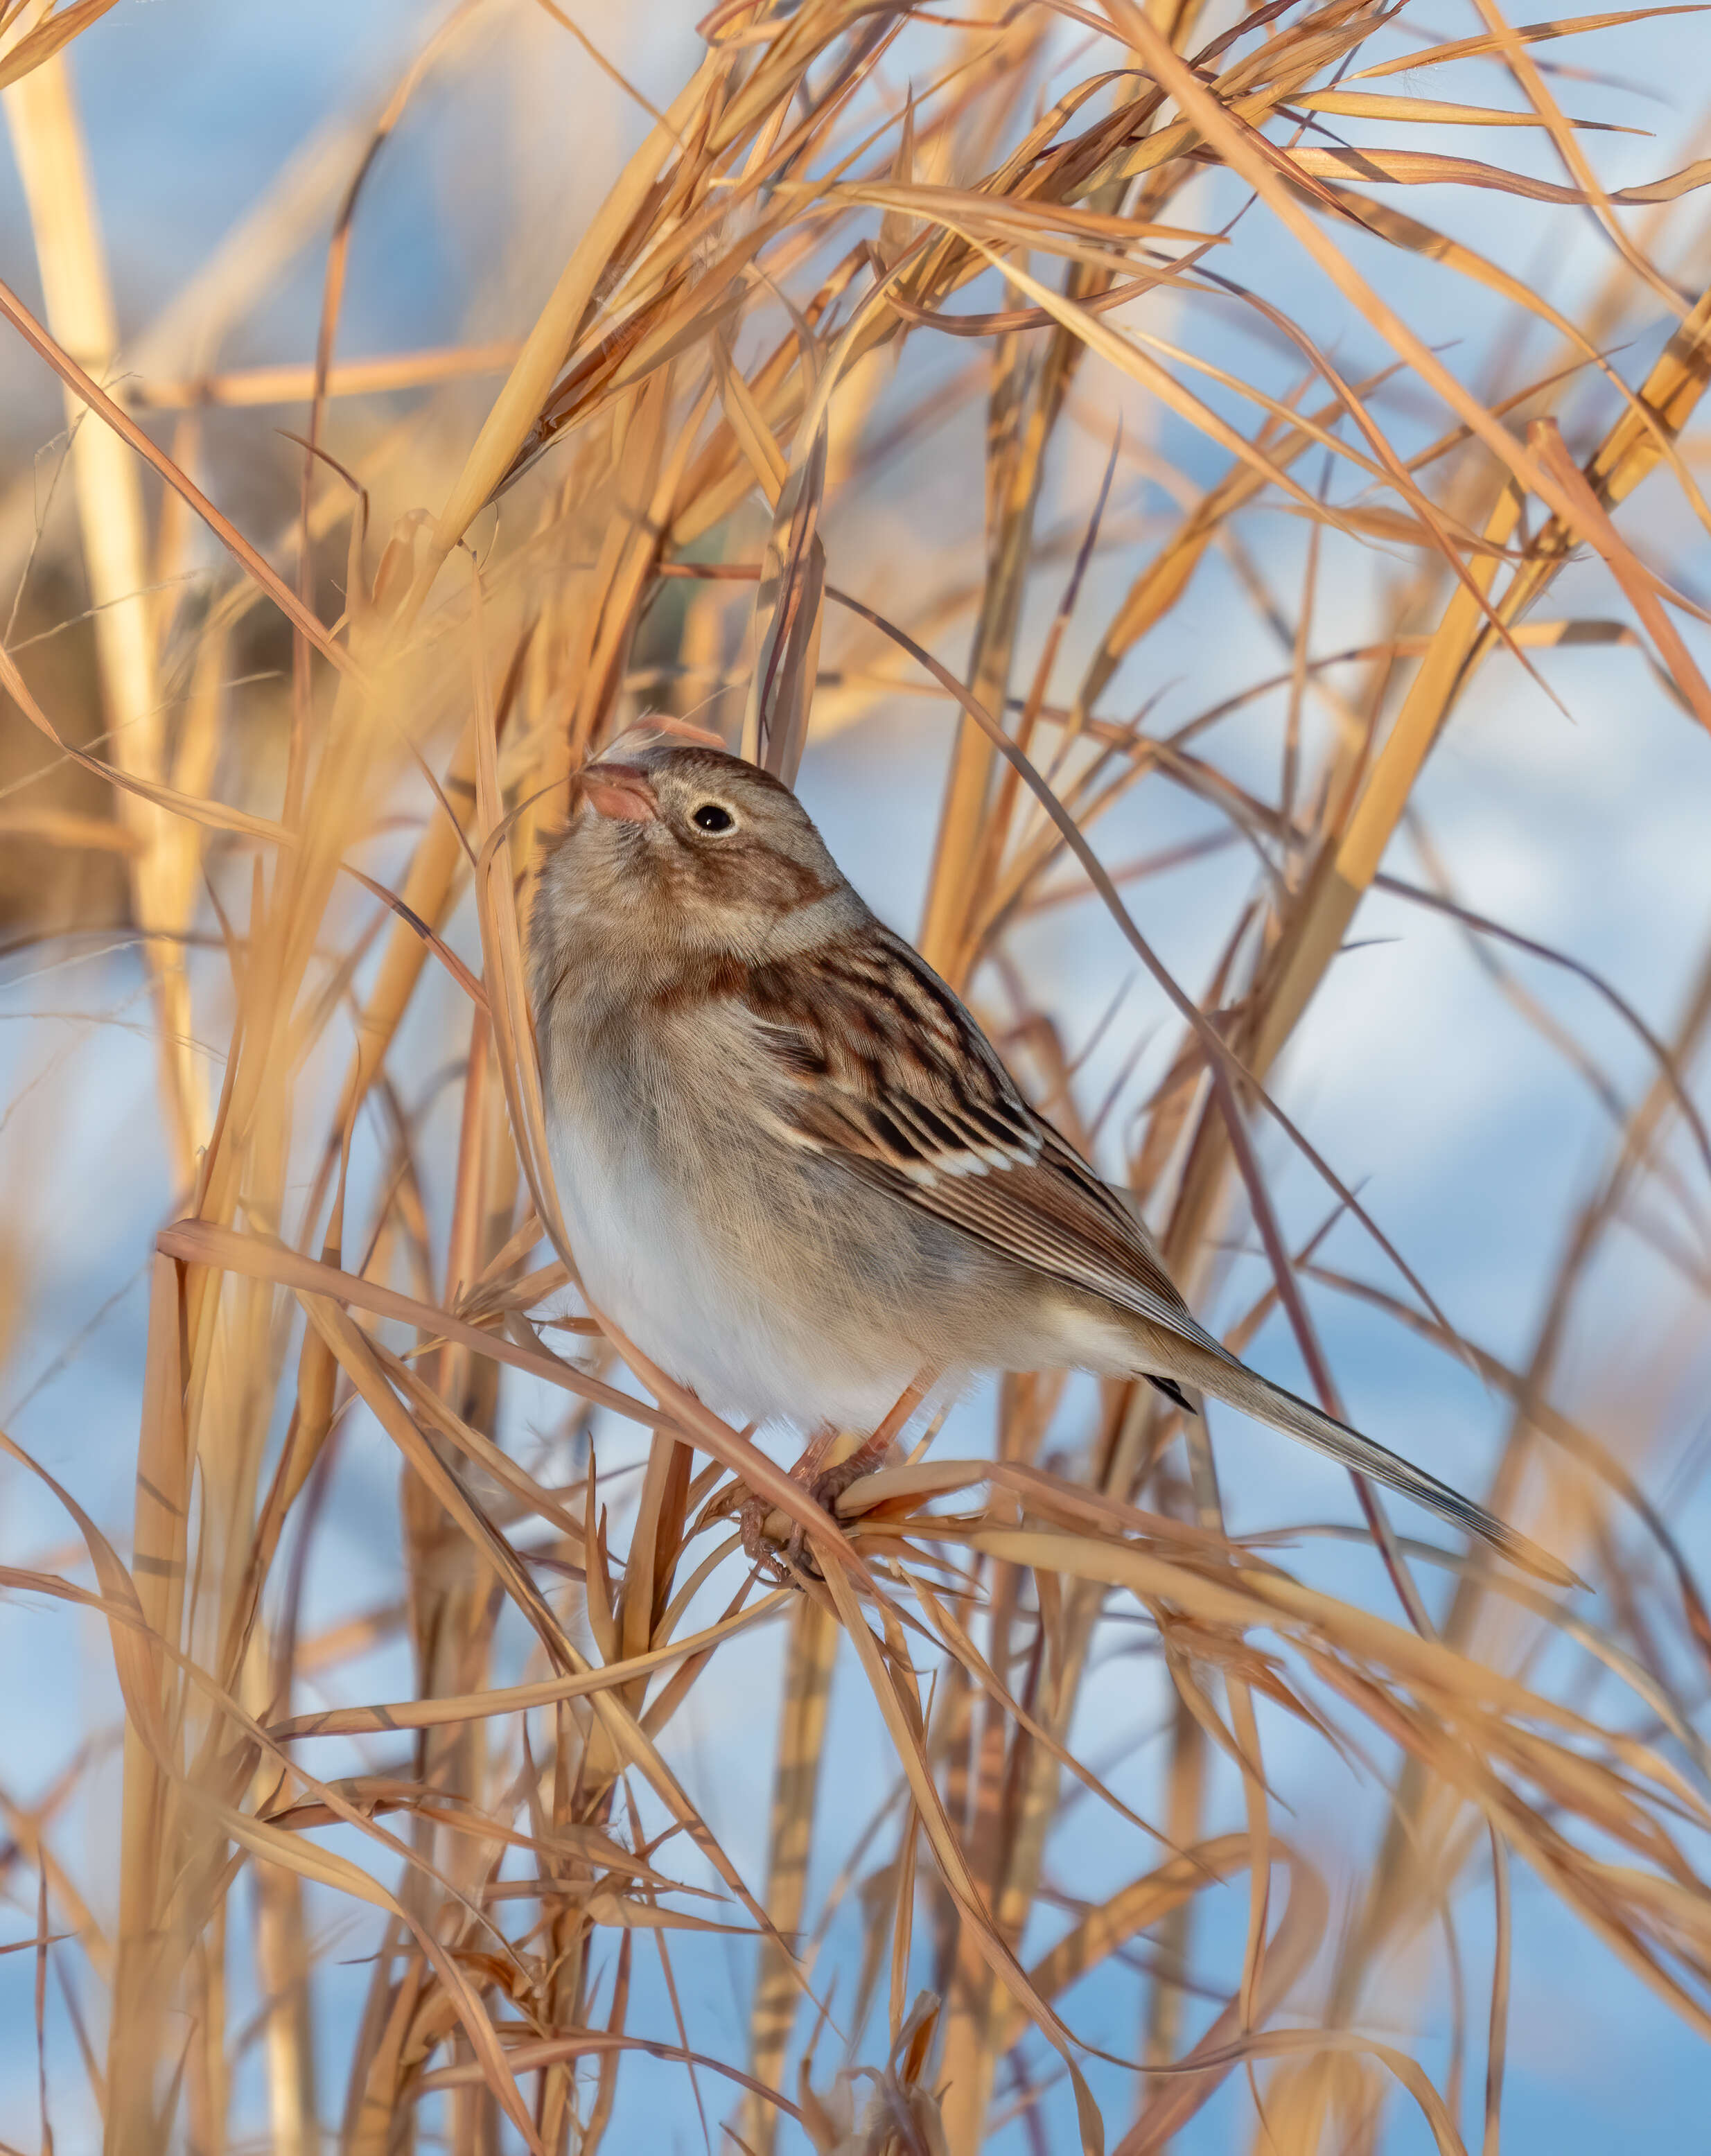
737;929;1575;1586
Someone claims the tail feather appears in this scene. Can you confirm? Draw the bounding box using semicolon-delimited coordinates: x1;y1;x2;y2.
1157;1342;1579;1590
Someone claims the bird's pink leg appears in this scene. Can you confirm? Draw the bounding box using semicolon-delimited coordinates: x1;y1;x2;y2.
738;1424;839;1570
781;1371;936;1577
735;1376;935;1581
807;1369;933;1508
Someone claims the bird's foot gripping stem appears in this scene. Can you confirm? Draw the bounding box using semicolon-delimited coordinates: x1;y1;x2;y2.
736;1375;933;1584
737;1427;870;1582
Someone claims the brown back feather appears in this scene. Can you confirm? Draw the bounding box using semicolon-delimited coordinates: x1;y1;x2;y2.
740;927;1225;1353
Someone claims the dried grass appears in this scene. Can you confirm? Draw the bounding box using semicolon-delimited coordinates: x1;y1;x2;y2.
2;0;1710;2150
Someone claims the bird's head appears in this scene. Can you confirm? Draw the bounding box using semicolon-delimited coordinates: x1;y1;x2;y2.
534;722;858;973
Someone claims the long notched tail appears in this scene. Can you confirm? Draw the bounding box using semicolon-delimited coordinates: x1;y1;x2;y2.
1161;1343;1579;1590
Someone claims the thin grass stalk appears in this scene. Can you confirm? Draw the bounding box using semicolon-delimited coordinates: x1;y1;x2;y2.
3;52;198;1180
107;1255;194;2155
743;1598;839;2153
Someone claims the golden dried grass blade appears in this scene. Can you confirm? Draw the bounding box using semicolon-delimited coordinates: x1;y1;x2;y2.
1529;414;1711;730
744;1597;837;2156
0;0;122;92
433;56;722;541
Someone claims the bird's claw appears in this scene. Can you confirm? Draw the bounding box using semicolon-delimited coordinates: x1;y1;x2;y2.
737;1457;872;1586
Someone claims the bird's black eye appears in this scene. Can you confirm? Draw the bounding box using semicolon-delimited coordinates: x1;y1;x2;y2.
691;802;735;834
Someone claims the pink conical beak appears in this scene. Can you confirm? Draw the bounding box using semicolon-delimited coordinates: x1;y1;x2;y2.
581;760;658;823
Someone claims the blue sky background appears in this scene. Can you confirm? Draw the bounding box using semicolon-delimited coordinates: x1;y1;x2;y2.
3;0;1711;2148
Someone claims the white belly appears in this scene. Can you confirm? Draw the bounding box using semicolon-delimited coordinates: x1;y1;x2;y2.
546;1112;915;1431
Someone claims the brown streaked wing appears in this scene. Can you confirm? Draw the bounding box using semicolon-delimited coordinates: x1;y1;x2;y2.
744;927;1044;1179
739;929;1227;1355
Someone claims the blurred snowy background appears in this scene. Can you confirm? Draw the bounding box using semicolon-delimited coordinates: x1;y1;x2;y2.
3;1;1711;2149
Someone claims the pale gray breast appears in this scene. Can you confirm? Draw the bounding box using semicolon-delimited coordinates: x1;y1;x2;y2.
540;981;858;1391
537;962;1081;1427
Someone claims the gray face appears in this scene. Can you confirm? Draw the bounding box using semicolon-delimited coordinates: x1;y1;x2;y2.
535;733;858;967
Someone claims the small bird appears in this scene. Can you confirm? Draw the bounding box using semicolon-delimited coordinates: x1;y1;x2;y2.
529;726;1568;1585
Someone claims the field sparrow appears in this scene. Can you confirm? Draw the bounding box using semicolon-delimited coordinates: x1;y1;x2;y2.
528;728;1567;1584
